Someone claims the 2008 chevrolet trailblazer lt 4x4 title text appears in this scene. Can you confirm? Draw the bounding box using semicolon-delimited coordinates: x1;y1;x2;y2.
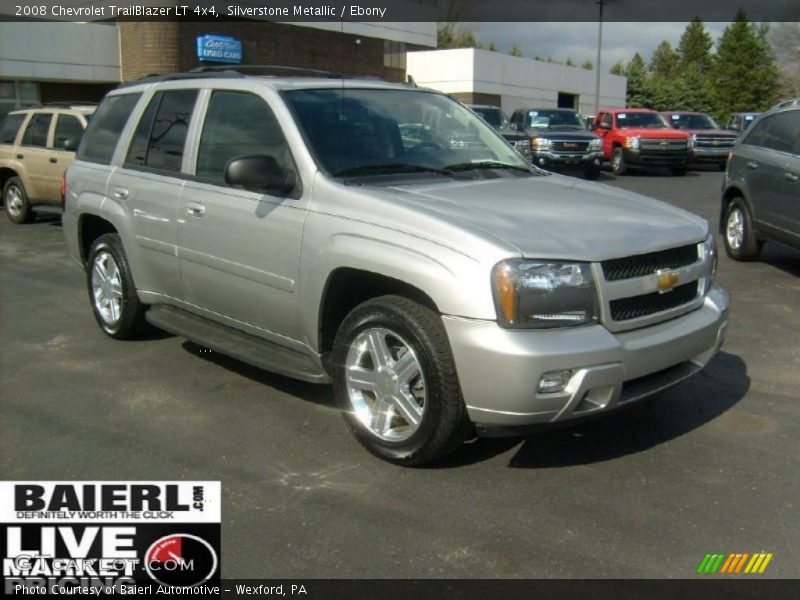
62;69;729;466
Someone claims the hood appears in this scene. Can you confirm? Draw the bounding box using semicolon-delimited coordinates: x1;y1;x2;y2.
497;128;527;140
525;129;599;141
616;127;689;138
382;174;707;261
680;128;737;137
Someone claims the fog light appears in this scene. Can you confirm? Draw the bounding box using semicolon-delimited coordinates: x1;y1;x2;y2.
539;158;545;165
538;370;572;393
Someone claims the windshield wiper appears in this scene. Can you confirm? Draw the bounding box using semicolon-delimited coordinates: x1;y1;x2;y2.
444;161;532;173
332;163;462;178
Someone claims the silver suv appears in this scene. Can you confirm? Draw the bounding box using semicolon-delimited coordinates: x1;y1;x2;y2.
63;70;730;465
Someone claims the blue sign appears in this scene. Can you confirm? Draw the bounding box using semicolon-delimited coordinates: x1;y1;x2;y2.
196;35;242;63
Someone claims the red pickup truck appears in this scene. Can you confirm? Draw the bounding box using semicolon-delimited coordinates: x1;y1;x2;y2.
592;108;693;176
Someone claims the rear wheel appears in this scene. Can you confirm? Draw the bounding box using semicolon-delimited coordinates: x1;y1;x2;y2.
86;233;147;339
332;295;471;466
723;197;762;261
611;147;627;176
4;177;34;224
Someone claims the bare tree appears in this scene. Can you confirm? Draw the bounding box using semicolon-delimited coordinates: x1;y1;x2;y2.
769;22;800;96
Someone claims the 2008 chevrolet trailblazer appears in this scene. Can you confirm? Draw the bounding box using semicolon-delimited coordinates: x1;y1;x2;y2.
62;68;730;465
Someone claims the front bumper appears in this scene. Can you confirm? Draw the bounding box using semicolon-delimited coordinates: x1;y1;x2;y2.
692;147;730;163
623;148;692;167
443;283;729;432
531;151;603;171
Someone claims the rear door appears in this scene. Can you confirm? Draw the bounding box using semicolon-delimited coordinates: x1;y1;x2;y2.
177;88;308;340
18;111;54;200
734;116;784;229
111;88;199;301
762;109;800;239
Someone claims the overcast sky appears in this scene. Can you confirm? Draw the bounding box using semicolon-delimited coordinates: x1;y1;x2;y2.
470;22;731;70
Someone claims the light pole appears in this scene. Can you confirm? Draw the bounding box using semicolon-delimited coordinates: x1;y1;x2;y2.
594;0;612;115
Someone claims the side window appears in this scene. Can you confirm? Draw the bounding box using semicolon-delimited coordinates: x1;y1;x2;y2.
196;91;294;184
742;118;768;147
125;93;166;167
602;113;613;128
54;114;84;150
0;113;26;144
78;93;141;165
137;89;198;172
761;111;800;155
21;113;52;148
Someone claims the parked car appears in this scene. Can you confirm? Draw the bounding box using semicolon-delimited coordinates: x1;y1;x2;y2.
661;111;738;171
725;112;760;135
592;108;693;176
0;103;96;223
63;71;729;465
720;99;800;261
468;104;531;159
509;108;603;179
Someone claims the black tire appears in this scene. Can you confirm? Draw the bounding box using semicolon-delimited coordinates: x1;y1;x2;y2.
583;165;601;180
671;167;688;176
3;176;34;224
332;295;472;466
86;233;147;339
723;197;762;261
611;147;627;176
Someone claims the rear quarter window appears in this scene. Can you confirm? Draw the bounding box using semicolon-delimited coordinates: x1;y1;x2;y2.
0;113;25;145
77;93;141;165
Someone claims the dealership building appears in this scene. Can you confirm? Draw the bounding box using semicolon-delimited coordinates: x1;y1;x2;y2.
0;20;624;119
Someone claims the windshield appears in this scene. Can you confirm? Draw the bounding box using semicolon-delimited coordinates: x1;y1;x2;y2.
472;107;509;129
284;88;530;178
525;110;586;131
615;112;668;128
668;113;719;129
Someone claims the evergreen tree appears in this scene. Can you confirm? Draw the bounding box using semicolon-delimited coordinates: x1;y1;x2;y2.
712;10;782;119
626;53;653;107
488;41;497;52
678;17;714;72
509;45;523;57
437;23;481;49
582;59;594;70
566;57;575;67
609;60;625;76
650;41;679;78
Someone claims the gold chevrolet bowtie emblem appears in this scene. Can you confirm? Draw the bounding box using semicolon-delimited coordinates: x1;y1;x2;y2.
656;270;679;292
660;140;669;147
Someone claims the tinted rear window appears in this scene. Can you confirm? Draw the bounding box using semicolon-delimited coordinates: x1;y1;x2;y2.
77;94;141;164
0;113;25;144
21;113;52;147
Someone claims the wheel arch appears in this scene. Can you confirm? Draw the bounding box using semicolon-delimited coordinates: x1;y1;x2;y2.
720;185;755;235
78;213;119;264
0;167;19;192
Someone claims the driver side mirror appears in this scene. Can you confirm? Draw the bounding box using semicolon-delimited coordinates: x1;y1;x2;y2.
225;155;296;196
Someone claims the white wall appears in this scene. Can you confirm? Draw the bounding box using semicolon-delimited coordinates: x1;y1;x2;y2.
0;23;120;82
407;48;627;115
296;22;437;48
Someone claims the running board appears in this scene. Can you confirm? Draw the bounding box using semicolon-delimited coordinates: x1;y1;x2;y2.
145;305;329;384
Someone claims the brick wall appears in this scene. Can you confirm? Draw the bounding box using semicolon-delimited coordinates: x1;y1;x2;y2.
119;22;416;83
449;92;503;107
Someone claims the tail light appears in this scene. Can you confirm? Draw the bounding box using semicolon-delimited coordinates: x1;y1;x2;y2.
60;175;66;211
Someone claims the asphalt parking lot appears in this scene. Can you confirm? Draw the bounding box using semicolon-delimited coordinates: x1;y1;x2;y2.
1;168;798;579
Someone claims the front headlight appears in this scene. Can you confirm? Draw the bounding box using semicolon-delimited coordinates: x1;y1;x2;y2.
531;137;552;151
492;260;600;329
702;233;718;279
588;138;602;151
623;136;640;150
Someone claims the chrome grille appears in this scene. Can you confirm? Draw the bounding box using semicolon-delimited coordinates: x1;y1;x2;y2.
601;245;698;281
610;282;699;321
695;135;736;149
639;138;687;151
551;140;590;154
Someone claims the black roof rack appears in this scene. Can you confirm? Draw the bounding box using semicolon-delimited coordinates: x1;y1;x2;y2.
189;64;343;78
116;70;244;89
43;101;98;107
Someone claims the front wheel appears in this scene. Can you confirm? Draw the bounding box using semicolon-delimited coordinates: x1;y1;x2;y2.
723;197;762;261
86;233;147;339
332;295;471;466
611;147;627;176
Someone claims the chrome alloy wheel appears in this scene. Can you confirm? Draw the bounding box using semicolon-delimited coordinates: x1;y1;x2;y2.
5;184;24;219
726;207;744;250
91;251;123;326
344;327;426;442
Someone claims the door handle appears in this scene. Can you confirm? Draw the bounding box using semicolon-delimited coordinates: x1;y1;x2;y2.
785;172;799;182
746;161;759;170
49;157;57;164
186;202;205;217
16;154;23;160
112;188;129;200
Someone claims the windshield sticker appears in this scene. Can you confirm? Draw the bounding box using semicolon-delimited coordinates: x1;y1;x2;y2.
671;115;680;119
618;113;627;119
529;116;550;128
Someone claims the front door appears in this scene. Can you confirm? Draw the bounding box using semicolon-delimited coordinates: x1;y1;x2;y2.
177;89;308;341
